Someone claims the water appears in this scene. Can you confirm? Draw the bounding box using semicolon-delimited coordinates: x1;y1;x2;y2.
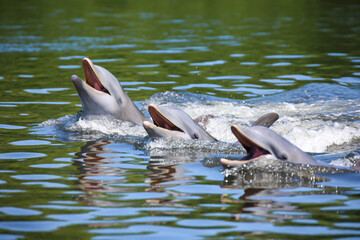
1;0;360;239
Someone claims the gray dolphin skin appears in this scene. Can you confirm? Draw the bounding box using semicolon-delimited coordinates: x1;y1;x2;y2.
143;104;217;141
221;125;328;168
71;58;149;125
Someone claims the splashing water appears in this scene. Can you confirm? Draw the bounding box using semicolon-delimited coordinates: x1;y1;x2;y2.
37;84;360;168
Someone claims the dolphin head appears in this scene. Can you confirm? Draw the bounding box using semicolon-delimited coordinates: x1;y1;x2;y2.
71;58;147;125
221;125;319;167
143;104;217;141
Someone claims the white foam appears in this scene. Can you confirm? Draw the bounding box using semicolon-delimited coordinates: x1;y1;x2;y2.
41;115;147;138
330;158;357;168
281;122;360;153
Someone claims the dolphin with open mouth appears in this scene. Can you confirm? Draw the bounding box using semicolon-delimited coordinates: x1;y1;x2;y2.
143;104;279;141
71;58;149;125
143;104;217;141
220;125;329;168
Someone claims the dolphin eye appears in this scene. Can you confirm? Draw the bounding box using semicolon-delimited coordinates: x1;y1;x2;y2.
116;98;123;106
193;134;199;139
280;154;288;160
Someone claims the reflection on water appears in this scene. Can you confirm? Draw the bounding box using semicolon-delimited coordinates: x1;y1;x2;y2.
1;0;360;239
73;140;130;207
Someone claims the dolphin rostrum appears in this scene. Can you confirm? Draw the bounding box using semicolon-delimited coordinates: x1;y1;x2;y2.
71;58;149;125
143;104;217;141
221;125;329;168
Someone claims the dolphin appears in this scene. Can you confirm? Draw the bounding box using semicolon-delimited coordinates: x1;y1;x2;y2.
71;58;149;125
220;125;328;168
143;104;217;141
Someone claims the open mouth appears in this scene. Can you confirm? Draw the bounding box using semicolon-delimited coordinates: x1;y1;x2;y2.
231;125;270;161
82;58;110;95
148;104;184;133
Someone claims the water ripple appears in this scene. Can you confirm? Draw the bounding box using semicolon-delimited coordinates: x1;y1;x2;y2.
0;152;46;160
173;84;222;90
265;55;310;59
10;140;53;146
11;174;62;180
0;124;26;130
240;62;258;65
0;207;42;216
278;74;324;81
24;88;69;94
207;75;251;80
22;182;69;188
134;49;183;54
58;65;81;69
190;60;226;66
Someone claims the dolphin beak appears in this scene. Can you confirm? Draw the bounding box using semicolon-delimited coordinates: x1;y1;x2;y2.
143;120;189;139
81;58;110;95
148;104;184;133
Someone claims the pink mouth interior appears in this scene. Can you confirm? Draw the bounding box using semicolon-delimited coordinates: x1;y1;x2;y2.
148;105;184;132
231;126;270;161
83;60;110;94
